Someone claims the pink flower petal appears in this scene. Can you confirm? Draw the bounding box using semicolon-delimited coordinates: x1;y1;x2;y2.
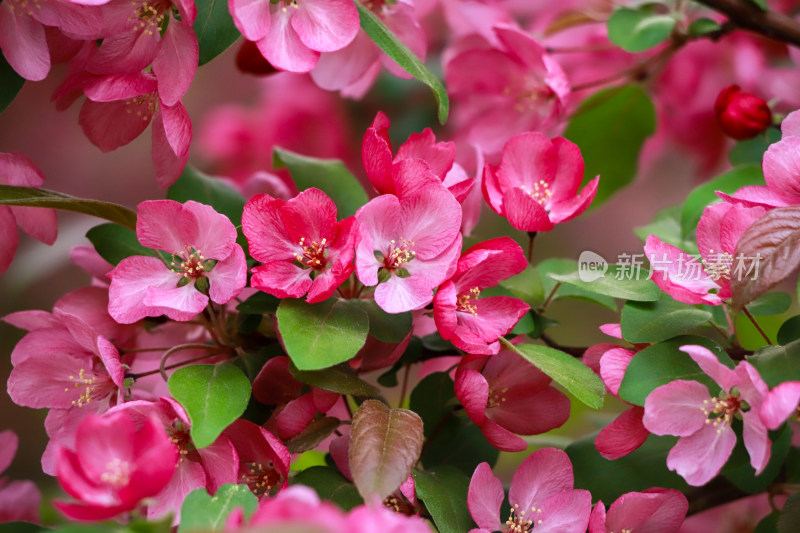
207;244;247;304
595;406;649;460
258;9;319;72
230;0;271;40
599;347;635;397
761;381;800;430
509;448;574;513
667;423;736;486
467;462;503;532
0;4;50;81
153;22;198;106
291;0;359;53
643;380;710;437
502;187;554;232
681;345;736;392
0;206;18;274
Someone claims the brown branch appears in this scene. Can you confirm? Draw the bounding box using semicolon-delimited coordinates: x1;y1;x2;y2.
694;0;800;48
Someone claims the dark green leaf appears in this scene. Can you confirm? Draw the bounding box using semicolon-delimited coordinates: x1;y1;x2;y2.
292;466;363;511
723;423;791;494
564;84;656;207
193;0;241;65
413;467;473;533
355;1;449;124
730;128;781;166
286;417;341;454
351;299;412;343
276;298;369;370
178;484;258;532
86;223;155;265
510;343;605;409
289;362;379;397
680;165;764;238
747;340;800;388
620;294;712;343
618;336;732;406
236;291;281;315
567;433;688;504
756;512;779;533
607;8;676;52
0;55;25;115
168;166;246;225
777;316;800;345
273;148;368;219
548;265;661;302
0;524;48;533
168;364;252;448
746;292;792;316
0;185;136;229
421;418;499;475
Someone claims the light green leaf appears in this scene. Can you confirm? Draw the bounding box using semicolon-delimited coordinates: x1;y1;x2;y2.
0;185;136;229
510;342;605;409
729;128;781;166
536;258;617;310
500;264;545;306
548;265;661;302
607;8;676;52
273;148;369;219
178;484;258;533
564;84;656;207
168;364;251;448
355;1;449;124
276;298;369;370
193;0;241;65
620;294;712;343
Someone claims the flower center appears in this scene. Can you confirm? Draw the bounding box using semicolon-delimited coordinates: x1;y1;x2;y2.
171;246;209;279
384;238;415;270
65;368;103;408
294;237;328;271
505;503;543;532
130;0;170;35
456;287;481;315
701;393;742;433
240;461;282;497
100;458;132;488
169;427;192;463
487;387;509;409
610;529;632;533
124;93;158;123
7;0;46;17
519;181;552;208
701;249;734;282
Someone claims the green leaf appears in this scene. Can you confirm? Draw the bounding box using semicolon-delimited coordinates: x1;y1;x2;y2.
286;417;341;454
680;165;764;238
746;292;792;316
688;17;722;37
747;340;800;388
510;343;605;409
167;364;251;448
236;291;281;315
723;423;791;494
0;524;48;533
289;362;380;397
355;1;449;124
618;335;732;406
567;433;688;504
635;205;698;254
273;148;368;219
499;264;545;306
86;223;154;265
292;466;363;511
756;512;780;533
730;128;781;166
536;258;617;310
178;484;258;533
413;467;473;533
193;0;241;65
351;299;413;343
778;492;800;533
168;166;246;225
0;55;25;115
276;298;369;371
0;185;136;229
564;85;656;207
777;316;800;345
620;294;712;343
548;265;661;302
750;0;769;10
607;8;676;52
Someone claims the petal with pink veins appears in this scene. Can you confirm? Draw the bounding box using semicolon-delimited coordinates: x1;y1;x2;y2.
467;462;503;532
667;423;736;486
153;22;198;106
643;380;710;437
258;8;319;72
291;0;359;53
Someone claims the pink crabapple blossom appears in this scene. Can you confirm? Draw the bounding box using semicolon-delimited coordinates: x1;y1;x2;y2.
456;348;571;452
643;345;770;486
54;411;178;521
760;381;800;430
482;131;599;233
433;237;529;355
467;448;591;533
588;488;689;533
355;187;462;313
0;430;42;524
108;200;247;323
242;188;357;303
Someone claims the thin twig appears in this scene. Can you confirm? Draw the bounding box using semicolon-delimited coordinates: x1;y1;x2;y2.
742;307;773;345
694;0;800;47
540;282;561;312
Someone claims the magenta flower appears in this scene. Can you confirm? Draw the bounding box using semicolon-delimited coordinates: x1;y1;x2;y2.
0;152;58;274
643;345;770;486
222;419;291;498
760;381;800;430
644;202;765;306
467;448;591;533
362;111;474;202
456;349;571;452
242;188;357;303
0;430;41;524
108;200;247;323
482;132;599;233
229;0;359;73
355;187;463;313
54;411;178;521
588;488;688;533
433;237;529;355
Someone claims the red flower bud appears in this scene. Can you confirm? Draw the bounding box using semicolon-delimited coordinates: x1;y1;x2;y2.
235;40;278;77
714;85;772;140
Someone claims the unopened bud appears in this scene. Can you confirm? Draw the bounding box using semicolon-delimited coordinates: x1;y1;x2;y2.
714;85;772;140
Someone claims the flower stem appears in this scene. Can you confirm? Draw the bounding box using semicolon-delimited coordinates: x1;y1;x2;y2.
742;306;772;345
